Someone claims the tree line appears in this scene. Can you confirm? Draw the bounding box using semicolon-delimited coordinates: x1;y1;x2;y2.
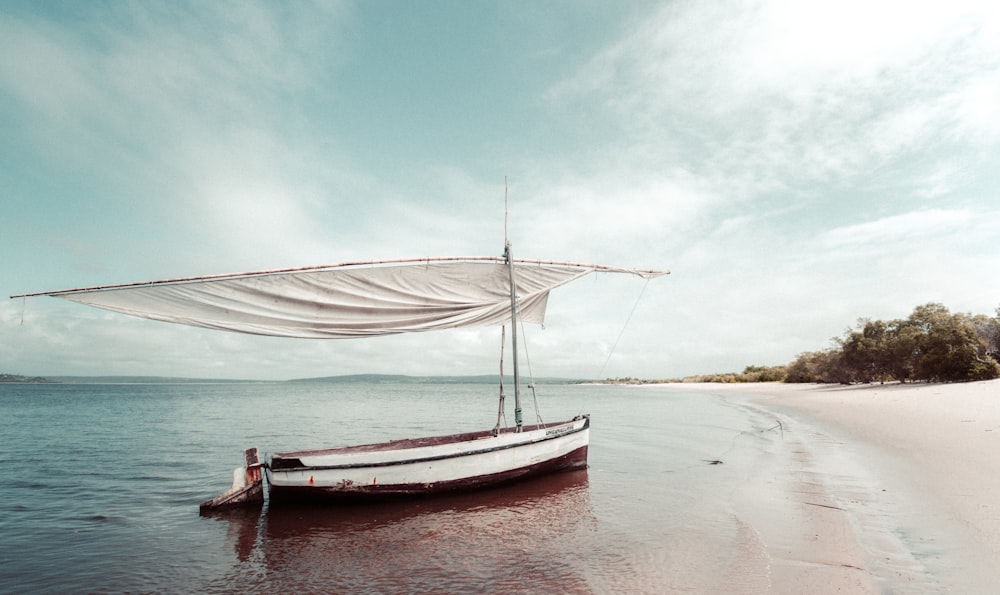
786;303;1000;383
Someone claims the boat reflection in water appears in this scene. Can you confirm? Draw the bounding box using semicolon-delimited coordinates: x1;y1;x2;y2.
205;470;596;593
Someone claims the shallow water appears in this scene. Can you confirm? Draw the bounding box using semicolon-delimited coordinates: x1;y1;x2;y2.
0;381;916;593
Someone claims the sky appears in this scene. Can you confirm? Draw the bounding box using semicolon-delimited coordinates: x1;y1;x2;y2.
2;0;999;381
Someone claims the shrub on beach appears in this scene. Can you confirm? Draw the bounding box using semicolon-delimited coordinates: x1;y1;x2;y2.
681;365;788;383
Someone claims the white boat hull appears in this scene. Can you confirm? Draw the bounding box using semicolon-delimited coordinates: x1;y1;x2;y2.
264;415;589;501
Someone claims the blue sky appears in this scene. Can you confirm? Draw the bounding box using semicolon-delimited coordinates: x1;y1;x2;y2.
2;0;999;380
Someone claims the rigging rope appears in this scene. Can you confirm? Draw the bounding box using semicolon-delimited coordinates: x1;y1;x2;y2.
517;316;545;426
495;326;507;434
503;176;509;247
598;277;653;380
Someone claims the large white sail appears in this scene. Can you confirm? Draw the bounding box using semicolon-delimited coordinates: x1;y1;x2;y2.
25;258;666;339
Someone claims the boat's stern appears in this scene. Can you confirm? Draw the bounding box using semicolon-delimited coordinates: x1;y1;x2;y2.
199;447;265;513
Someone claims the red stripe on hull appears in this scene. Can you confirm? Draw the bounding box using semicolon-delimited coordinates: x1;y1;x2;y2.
267;444;588;504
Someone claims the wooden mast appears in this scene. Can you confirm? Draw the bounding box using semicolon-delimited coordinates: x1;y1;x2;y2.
502;177;523;432
504;240;523;433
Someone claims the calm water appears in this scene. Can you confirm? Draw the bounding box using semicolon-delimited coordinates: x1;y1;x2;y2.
0;382;785;593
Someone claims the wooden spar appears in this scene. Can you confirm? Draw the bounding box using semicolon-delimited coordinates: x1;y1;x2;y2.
199;447;264;513
504;242;523;432
10;257;669;299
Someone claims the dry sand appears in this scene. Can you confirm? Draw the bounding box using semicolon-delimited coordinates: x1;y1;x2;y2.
655;379;1000;593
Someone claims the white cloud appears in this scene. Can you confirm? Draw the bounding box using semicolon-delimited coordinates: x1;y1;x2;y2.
738;1;984;85
518;171;716;265
819;208;976;249
954;74;1000;138
0;4;357;268
548;0;1000;206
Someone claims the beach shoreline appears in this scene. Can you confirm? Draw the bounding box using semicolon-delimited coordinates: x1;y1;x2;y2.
648;379;1000;592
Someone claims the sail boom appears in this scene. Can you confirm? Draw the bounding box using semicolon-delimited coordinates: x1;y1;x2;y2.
10;257;667;299
11;257;667;339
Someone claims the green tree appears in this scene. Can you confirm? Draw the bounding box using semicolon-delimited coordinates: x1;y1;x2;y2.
970;311;1000;362
908;304;1000;382
882;320;920;382
785;349;852;383
839;318;895;383
785;352;821;382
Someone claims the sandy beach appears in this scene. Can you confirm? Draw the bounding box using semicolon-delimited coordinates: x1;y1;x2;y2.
653;379;1000;593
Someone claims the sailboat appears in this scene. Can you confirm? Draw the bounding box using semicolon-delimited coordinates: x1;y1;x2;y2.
13;242;667;508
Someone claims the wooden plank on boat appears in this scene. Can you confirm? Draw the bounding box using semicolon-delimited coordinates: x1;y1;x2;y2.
199;480;264;513
199;447;264;513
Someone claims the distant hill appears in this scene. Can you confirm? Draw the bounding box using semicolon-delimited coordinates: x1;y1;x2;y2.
46;376;267;384
287;374;583;385
3;373;584;385
0;373;58;383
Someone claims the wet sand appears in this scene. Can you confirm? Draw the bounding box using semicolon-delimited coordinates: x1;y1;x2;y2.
654;379;1000;593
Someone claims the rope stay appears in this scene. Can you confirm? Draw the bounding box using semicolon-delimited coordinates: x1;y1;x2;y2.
598;276;653;380
494;325;507;435
504;176;509;248
517;316;545;426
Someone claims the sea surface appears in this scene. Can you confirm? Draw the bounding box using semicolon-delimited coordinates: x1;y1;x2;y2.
0;381;809;593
